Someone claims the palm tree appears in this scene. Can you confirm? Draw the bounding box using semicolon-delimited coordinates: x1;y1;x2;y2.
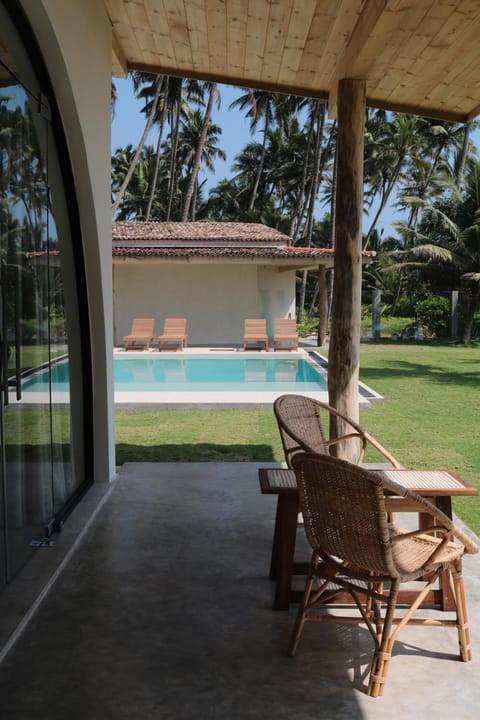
229;89;283;211
181;82;223;221
111;73;163;219
297;100;327;322
363;113;428;250
393;158;480;341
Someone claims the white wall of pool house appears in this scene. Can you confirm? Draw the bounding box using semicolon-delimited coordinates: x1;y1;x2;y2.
113;264;296;347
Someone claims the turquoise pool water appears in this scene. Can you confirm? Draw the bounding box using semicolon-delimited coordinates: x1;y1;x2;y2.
22;355;327;393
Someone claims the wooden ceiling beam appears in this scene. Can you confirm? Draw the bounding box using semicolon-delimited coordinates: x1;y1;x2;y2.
327;0;387;119
112;26;128;77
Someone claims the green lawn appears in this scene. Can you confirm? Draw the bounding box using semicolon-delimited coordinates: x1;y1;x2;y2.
115;340;480;534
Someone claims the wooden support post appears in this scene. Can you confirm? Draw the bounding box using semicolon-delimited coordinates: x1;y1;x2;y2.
317;265;328;346
328;79;366;459
372;288;381;340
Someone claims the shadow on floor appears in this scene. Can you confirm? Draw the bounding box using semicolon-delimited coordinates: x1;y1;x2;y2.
0;462;479;720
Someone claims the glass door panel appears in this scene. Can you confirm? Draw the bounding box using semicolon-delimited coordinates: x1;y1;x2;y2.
0;64;71;583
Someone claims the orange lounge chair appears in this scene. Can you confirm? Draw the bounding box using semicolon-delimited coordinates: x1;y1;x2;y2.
158;318;188;351
123;318;155;351
243;319;268;351
273;318;298;351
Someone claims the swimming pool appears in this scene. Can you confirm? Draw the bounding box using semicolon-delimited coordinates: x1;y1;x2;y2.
22;353;327;393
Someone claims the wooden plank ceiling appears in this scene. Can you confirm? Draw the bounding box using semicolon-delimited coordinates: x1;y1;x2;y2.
105;0;480;123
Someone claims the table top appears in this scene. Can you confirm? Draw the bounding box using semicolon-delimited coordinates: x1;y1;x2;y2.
259;466;478;497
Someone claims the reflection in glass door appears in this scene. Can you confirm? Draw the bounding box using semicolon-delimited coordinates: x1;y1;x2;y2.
0;52;73;585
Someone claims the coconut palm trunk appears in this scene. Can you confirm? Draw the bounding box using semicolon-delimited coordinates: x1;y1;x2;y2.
111;76;163;219
297;101;325;323
181;83;218;221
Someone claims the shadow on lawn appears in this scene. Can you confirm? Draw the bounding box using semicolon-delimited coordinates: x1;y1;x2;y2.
116;442;277;464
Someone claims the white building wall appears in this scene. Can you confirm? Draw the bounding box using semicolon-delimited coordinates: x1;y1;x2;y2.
114;264;296;346
22;0;115;482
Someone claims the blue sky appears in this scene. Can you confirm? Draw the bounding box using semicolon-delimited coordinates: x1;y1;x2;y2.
113;77;471;237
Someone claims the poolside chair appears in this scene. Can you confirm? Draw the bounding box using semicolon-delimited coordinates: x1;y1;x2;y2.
273;319;298;351
289;452;478;697
123;318;155;351
273;393;401;470
243;319;268;351
158;318;188;351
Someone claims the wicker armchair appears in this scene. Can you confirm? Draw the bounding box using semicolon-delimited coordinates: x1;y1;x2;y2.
273;393;401;469
289;453;478;697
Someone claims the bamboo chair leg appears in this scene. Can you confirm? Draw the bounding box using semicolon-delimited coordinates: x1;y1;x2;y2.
288;571;315;657
451;563;472;662
368;583;399;698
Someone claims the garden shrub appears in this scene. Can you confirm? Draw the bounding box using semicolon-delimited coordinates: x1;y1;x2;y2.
414;296;449;336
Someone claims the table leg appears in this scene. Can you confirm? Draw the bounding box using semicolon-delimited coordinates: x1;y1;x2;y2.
269;499;282;580
273;494;298;610
419;496;455;611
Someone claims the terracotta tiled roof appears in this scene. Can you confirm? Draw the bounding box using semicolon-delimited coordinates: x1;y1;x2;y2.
112;221;290;245
112;245;335;260
111;221;373;264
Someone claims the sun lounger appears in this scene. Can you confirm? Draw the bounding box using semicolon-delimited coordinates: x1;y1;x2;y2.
243;319;268;351
158;318;188;351
123;318;155;351
273;319;298;351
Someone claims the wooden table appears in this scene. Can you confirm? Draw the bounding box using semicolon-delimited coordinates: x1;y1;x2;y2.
259;466;478;611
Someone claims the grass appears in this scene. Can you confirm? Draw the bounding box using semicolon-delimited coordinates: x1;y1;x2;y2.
357;341;480;532
115;408;283;463
115;340;480;535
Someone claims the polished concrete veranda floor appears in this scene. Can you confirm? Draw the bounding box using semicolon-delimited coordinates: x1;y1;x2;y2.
0;462;480;719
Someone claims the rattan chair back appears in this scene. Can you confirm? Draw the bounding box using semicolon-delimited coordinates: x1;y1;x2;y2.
273;394;400;468
273;394;329;467
292;453;397;576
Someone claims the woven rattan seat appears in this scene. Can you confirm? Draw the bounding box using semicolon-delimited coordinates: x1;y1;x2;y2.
289;453;478;697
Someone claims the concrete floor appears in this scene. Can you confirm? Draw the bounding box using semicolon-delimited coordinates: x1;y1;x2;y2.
0;462;479;719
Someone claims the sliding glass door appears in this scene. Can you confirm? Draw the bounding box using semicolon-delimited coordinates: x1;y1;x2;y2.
0;3;91;588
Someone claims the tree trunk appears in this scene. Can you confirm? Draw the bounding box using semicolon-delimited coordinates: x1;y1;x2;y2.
461;286;480;342
166;87;182;221
455;120;472;188
146;77;167;220
182;83;218;221
111;76;162;219
297;101;325;323
328;79;366;459
318;266;328;346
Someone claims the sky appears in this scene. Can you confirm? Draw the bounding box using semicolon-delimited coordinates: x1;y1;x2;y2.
111;77;466;238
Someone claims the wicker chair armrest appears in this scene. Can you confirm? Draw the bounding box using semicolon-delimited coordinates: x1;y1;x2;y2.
316;402;401;468
383;476;479;555
363;431;402;468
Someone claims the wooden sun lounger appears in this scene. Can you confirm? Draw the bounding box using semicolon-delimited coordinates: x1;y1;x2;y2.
243;319;268;351
123;318;155;351
158;318;188;351
273;319;298;351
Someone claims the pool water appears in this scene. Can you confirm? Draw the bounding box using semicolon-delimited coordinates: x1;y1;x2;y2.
22;355;327;393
